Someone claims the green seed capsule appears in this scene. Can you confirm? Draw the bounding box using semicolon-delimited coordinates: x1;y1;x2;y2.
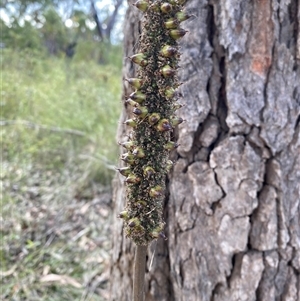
166;160;174;172
125;174;141;184
117;166;132;176
164;18;178;29
148;113;161;125
125;98;139;107
150;223;165;238
164;141;180;150
143;166;155;177
128;218;141;228
125;78;143;89
175;11;192;22
129;91;146;103
124;119;138;127
133;0;149;12
132;147;145;158
160;45;178;58
149;185;164;198
121;153;135;165
133;106;148;118
119;140;135;150
161;3;173;13
151;230;167;239
150;230;160;239
129;53;148;67
169;28;188;40
173;102;184;110
170;116;184;126
157;119;172;132
137;200;147;206
149;2;160;12
164;87;177;99
160;65;176;77
118;211;129;220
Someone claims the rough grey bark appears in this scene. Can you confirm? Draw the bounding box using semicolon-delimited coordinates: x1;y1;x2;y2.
110;0;300;300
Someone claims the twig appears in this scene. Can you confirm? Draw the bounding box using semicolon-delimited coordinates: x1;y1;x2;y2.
133;245;147;301
0;119;88;137
78;154;116;170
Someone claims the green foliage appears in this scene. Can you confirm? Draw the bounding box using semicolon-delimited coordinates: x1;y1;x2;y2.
41;7;68;55
2;0;126;54
74;41;123;67
1;19;43;51
2;1;125;56
1;2;124;298
1;48;122;184
1;46;122;300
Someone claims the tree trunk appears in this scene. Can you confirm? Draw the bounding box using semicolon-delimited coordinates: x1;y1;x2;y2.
110;0;300;300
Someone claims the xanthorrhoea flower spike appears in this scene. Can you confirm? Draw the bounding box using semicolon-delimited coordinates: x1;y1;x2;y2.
119;0;190;246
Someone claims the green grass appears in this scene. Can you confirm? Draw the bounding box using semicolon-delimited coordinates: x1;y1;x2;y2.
1;48;122;183
1;47;122;300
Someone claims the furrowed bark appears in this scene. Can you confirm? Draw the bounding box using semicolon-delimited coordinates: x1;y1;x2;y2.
110;0;300;300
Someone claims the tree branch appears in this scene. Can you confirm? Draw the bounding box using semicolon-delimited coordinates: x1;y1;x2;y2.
90;0;104;40
0;119;88;137
105;0;124;40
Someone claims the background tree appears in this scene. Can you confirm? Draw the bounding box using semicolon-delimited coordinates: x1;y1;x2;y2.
1;0;125;55
110;0;300;300
91;0;124;42
41;8;68;55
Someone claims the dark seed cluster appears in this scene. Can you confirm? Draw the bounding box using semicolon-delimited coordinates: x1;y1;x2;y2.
118;0;190;245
